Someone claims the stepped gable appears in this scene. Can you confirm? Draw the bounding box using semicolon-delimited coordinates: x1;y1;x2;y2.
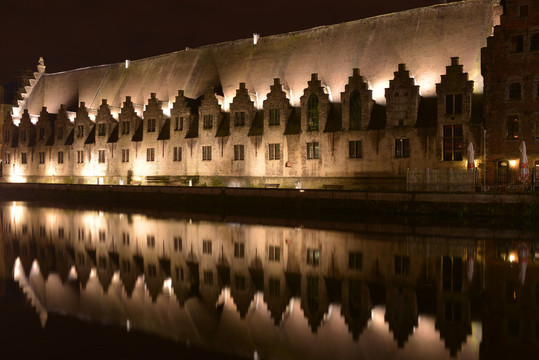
19;1;497;116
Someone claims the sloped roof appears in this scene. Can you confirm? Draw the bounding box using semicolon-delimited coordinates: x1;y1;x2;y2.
157;118;171;140
216;113;230;137
132;121;144;142
185;117;199;139
324;103;342;133
84;126;96;144
284;108;301;135
65;128;74;145
107;124;119;143
248;110;264;137
21;1;496;116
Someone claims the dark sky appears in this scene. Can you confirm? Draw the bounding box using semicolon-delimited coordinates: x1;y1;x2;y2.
0;0;451;84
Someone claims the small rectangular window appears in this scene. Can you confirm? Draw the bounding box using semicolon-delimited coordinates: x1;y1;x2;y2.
269;109;280;126
174;237;182;251
307;248;320;266
98;150;105;163
174;117;184;131
520;5;528;17
269;245;281;262
77;125;84;138
122;149;130;162
269;143;280;160
57;127;64;140
509;83;522;100
147;119;156;132
348;140;362;158
234;112;246;126
98;123;106;136
506;116;520;139
21;153;27;164
147;235;155;248
203;114;213;129
99;230;106;242
4;153;10;165
77;151;84;164
20;130;26;142
202;146;212;161
173;147;182;161
122;233;130;246
511;35;524;53
395;139;410;158
39;127;45;140
39;152;45;164
349;252;362;270
58;151;64;164
146;148;155;162
203;240;212;254
234;242;245;258
234;144;245;161
122;121;130;134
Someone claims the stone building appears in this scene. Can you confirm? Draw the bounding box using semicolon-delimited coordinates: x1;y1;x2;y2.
3;0;531;188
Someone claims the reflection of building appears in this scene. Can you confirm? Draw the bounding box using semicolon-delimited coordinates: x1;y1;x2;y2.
1;2;507;187
0;203;508;359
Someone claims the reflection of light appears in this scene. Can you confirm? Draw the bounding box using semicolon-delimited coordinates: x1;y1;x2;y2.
13;257;21;278
68;266;78;281
31;260;40;275
509;160;517;167
163;277;172;295
90;268;97;278
323;304;333;322
126;319;131;332
509;252;517;263
11;202;24;223
112;271;120;283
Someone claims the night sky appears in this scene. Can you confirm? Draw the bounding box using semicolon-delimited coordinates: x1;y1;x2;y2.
1;0;451;84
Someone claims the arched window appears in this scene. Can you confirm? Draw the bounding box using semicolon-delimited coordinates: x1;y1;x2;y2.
307;94;319;131
349;90;362;130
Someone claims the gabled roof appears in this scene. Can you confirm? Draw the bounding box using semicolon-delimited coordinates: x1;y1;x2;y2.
65;128;74;145
284;108;301;135
216;113;230;138
84;125;96;144
185;116;199;139
248;110;264;137
157;118;171;140
131;121;143;142
107;124;119;143
324;103;342;133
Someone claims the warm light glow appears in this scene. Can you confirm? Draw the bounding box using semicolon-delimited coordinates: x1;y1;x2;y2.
508;252;517;263
509;160;517;167
68;266;78;281
162;277;173;295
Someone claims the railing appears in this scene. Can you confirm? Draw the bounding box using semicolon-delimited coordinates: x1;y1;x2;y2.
407;168;477;192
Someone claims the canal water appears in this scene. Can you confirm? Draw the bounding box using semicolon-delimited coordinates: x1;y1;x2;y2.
0;202;537;359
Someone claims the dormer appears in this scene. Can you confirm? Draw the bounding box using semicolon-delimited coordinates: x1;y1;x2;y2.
35;107;56;146
341;68;373;131
143;93;165;140
118;96;140;141
95;99;116;142
229;83;255;131
300;74;330;133
74;102;93;144
198;88;222;136
18;109;36;147
263;78;291;131
170;90;197;137
436;57;474;123
385;64;420;128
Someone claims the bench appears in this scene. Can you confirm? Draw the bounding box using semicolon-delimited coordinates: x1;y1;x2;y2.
322;184;343;190
264;183;280;188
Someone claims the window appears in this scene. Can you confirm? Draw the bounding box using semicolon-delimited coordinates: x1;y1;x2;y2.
349;90;362;129
77;253;85;266
234;112;246;126
78;229;85;241
148;264;157;277
395;255;410;276
349;140;362;159
173;147;182;161
509;83;521;100
269;278;280;296
234;242;245;258
99;230;106;242
57;127;64;139
39;127;45;140
234;144;244;160
203;114;213;129
147;235;155;248
269;143;280;160
77;151;84;164
395;139;410;158
122;149;129;162
146;148;155;161
349;252;362;270
122;233;130;246
21;153;27;164
520;5;528;17
38;152;45;164
204;271;214;285
393;87;408;124
4;153;10;164
20;129;26;142
307;248;320;266
511;35;524;53
445;94;463;114
307;142;320;159
58;151;64;164
443;125;463;161
203;240;212;254
269;245;280;262
147;118;156;132
174;237;182;251
98;150;105;163
269;109;280;126
98;123;106;136
442;256;462;292
506;116;520;139
202;146;212;161
531;34;539;51
234;275;246;290
77;125;84;138
175;117;184;131
307;94;319;131
121;121;130;134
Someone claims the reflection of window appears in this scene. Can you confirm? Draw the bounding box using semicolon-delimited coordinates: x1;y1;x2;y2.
39;127;45;140
202;146;212;161
234;242;244;258
234;275;246;290
4;153;10;164
505;280;519;304
442;256;462;292
307;94;319;131
234;145;244;161
511;35;524;53
122;233;129;246
395;255;410;275
445;94;463;114
147;235;155;248
307;248;320;266
509;83;521;100
269;143;280;160
349;252;362;270
269;109;280;126
307;142;320;159
444;301;462;322
349;90;362;130
174;237;182;251
349;140;362;159
204;271;213;285
269;278;280;296
269;245;280;262
506;116;519;139
395;139;410;158
307;276;319;313
148;264;157;277
99;231;106;242
507;318;520;337
203;240;212;254
443;125;463;161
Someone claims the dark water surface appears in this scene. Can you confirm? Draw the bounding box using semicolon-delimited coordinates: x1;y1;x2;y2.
0;201;537;359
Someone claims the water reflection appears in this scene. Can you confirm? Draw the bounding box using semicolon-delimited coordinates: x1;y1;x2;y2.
1;202;538;359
